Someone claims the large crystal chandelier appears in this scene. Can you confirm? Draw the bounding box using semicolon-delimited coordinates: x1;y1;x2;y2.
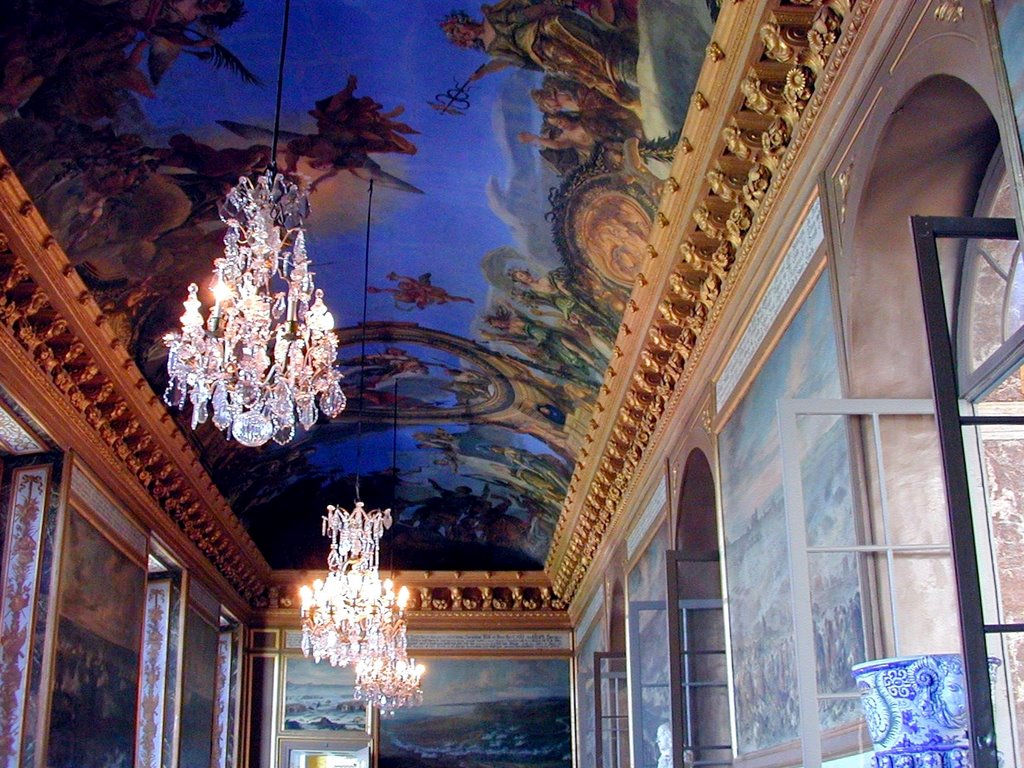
164;170;346;446
162;0;345;447
298;499;423;711
298;500;395;666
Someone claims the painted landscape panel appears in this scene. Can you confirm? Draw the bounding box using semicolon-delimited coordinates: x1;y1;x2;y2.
379;657;571;768
283;656;366;733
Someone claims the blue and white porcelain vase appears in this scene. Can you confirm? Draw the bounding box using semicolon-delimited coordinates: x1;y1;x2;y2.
851;654;971;767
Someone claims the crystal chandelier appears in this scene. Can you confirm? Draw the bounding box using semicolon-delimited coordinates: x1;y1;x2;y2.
353;377;423;713
298;500;395;666
164;170;346;446
162;0;345;447
353;598;425;714
299;184;423;712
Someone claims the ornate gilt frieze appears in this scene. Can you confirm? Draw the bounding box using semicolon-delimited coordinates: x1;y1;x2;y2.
0;213;267;603
547;0;867;602
268;572;570;627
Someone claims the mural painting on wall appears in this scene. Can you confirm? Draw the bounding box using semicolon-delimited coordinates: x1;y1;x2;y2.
627;521;670;768
378;657;571;768
283;656;367;733
179;607;219;768
0;0;714;570
718;275;865;754
46;509;145;768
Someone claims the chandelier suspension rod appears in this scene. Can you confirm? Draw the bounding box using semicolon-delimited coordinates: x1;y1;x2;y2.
270;0;292;167
354;179;375;501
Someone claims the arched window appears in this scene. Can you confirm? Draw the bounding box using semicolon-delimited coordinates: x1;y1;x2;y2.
667;449;731;767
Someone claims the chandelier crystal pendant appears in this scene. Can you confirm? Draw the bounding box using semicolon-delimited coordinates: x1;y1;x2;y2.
164;170;347;447
353;591;425;714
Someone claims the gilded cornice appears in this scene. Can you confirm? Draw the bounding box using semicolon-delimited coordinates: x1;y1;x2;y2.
0;162;271;604
266;570;571;630
547;0;870;602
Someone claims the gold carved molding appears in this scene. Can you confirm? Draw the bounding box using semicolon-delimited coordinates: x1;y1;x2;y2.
546;0;867;603
0;165;270;605
266;571;571;629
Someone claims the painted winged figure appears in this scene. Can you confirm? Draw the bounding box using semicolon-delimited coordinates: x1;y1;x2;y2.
218;75;422;193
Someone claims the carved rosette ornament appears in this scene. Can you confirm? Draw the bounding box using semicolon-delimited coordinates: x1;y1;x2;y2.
547;0;863;601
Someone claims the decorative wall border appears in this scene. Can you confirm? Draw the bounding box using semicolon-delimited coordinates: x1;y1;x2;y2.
211;630;233;768
626;477;668;561
136;578;172;768
0;464;50;768
715;196;823;408
548;0;867;602
0;400;44;454
282;628;571;653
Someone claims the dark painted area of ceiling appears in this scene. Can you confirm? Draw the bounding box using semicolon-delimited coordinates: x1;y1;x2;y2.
0;0;714;571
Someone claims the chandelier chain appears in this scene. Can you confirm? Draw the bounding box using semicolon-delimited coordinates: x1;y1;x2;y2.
270;0;292;166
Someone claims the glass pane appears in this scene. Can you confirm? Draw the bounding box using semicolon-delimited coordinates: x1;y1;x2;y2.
807;551;866;696
818;697;871;758
965;237;1015;371
890;552;959;656
602;721;630;768
637;606;669;686
969;414;1024;627
682;607;725;654
683;685;731;746
857;415;949;548
987;632;1024;766
639;684;671;768
684;652;728;685
795;414;856;548
599;657;628;716
1008;252;1024;336
676;559;722;600
817;696;863;740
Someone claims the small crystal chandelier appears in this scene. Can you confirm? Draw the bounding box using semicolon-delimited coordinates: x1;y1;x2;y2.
162;0;345;447
353;378;423;713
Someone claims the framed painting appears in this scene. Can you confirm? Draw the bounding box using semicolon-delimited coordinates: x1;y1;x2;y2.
179;605;219;768
282;656;367;734
378;656;572;768
45;508;146;768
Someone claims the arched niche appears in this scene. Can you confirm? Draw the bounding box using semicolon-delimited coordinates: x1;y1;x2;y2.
674;448;718;558
843;75;999;398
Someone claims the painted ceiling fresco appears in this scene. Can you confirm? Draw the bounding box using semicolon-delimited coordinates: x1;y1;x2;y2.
0;0;715;571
